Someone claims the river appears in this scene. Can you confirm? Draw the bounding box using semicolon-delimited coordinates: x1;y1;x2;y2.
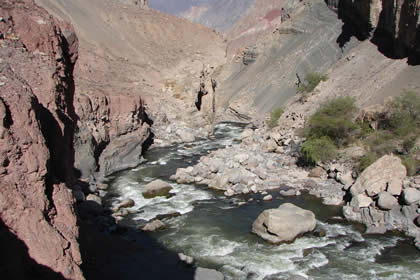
104;122;420;280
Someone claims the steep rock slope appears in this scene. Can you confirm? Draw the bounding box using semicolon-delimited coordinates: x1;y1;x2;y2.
218;0;359;115
36;0;226;180
225;0;288;56
0;0;83;279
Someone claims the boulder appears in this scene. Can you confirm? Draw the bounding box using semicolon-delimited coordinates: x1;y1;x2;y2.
337;172;354;189
143;179;172;199
280;189;297;197
86;194;102;205
178;253;194;265
97;183;109;190
176;129;195;143
387;178;402;196
350;155;406;197
228;169;243;184
209;159;223;173
377;192;398;210
195;267;224;280
265;139;278;152
118;198;135;209
240;129;254;140
224;189;235;197
263;195;273;201
142;219;165;231
402;188;420;205
350;194;372;208
308;167;324;178
252;203;316;244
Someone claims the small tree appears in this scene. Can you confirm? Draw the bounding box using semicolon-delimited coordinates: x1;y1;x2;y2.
297;72;328;94
304;97;359;146
301;136;338;165
267;107;284;129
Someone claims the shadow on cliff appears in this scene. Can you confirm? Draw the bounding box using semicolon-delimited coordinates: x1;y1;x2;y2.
334;0;420;66
0;220;67;280
78;216;196;280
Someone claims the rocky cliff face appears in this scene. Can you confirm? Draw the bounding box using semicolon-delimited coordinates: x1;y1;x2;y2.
36;0;226;172
336;0;420;59
0;0;83;279
74;93;151;180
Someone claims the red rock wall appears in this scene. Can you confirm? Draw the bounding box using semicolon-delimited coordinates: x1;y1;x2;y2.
0;0;84;279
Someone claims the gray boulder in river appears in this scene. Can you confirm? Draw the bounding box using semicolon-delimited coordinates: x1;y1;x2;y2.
194;267;224;280
142;179;173;199
252;203;316;244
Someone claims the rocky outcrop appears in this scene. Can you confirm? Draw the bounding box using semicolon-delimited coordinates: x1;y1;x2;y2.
337;0;420;59
252;203;316;244
343;155;420;247
350;155;406;197
0;0;83;279
74;93;151;179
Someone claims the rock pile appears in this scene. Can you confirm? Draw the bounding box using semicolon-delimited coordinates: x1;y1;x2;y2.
170;127;312;197
342;155;420;247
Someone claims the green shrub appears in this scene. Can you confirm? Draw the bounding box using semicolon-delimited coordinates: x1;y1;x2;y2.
403;136;418;153
304;97;359;146
364;130;396;155
298;72;328;94
358;152;379;172
400;156;420;176
385;90;420;136
301;136;337;165
267;107;284;128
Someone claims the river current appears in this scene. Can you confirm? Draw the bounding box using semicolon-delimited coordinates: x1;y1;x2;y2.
104;122;420;280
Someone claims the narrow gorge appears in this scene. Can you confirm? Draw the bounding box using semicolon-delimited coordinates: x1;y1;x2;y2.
1;0;420;279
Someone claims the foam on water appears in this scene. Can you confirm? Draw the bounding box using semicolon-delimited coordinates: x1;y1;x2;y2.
110;178;213;221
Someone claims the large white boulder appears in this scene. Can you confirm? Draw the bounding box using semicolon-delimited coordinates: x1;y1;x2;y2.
350;155;406;197
252;203;316;244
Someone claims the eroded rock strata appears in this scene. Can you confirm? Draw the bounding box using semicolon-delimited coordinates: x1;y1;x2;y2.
0;0;83;278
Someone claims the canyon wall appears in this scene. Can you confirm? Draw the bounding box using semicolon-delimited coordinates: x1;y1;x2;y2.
36;0;226;179
0;0;83;279
74;93;151;179
218;0;359;115
334;0;420;58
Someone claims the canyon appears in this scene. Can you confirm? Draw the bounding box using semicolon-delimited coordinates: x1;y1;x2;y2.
0;0;419;279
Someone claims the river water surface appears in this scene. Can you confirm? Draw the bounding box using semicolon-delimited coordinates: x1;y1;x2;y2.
105;123;420;280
